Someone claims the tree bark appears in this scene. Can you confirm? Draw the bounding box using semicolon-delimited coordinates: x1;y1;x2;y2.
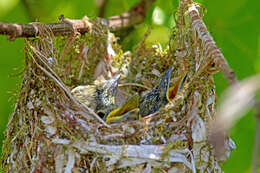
0;0;155;40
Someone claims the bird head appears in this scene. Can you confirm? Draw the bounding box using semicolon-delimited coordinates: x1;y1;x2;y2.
95;74;121;118
167;73;187;102
139;68;173;117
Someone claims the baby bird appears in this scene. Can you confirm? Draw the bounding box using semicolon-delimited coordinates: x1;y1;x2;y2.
139;68;173;117
105;93;139;123
139;68;186;117
71;75;120;119
72;69;185;123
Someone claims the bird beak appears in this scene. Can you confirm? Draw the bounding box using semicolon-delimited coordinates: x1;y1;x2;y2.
139;68;173;117
161;67;173;85
165;67;173;77
158;67;173;96
111;74;121;86
106;74;121;92
167;73;187;102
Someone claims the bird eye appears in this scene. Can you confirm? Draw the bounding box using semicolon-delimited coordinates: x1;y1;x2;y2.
97;111;105;119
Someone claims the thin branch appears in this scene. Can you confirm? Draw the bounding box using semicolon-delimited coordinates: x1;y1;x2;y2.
118;83;150;90
208;74;260;159
186;1;238;86
108;0;154;30
98;0;109;17
0;0;155;40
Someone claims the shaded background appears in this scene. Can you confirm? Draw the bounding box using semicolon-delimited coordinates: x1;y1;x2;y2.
0;0;259;172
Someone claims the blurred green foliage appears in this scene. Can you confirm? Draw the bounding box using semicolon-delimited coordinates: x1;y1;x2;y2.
0;0;259;172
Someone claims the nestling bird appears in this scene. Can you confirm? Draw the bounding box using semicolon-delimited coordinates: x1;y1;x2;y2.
104;68;186;123
71;69;185;124
139;68;173;117
105;93;139;123
71;75;120;119
139;68;186;117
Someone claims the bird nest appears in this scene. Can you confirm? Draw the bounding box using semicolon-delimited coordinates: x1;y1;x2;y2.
1;3;235;173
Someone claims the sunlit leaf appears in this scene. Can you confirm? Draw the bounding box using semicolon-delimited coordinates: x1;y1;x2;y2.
146;26;170;47
152;6;166;25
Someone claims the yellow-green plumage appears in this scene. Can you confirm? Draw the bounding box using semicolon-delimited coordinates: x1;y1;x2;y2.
105;93;139;123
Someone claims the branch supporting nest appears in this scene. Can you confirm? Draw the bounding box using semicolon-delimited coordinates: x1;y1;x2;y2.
0;0;155;40
186;2;238;86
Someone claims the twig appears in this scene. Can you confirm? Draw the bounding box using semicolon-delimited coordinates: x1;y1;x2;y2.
0;0;155;40
98;0;109;17
118;83;150;90
185;1;238;86
209;74;260;159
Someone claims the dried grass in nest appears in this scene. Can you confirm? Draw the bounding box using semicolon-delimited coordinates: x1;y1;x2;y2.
1;4;234;173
